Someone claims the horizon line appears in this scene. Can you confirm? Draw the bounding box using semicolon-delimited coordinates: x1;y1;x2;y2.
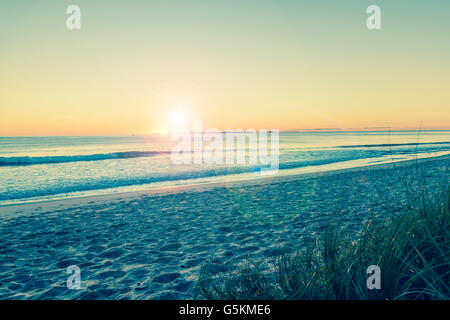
1;128;450;138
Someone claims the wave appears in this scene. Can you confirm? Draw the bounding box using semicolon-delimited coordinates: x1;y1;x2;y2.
0;155;386;201
2;151;449;202
2;140;449;167
335;141;450;148
0;151;171;166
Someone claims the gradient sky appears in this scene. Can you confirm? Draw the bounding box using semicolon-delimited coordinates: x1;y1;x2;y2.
1;0;449;135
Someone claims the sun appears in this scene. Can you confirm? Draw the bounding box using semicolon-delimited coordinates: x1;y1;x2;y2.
167;105;190;133
170;109;187;126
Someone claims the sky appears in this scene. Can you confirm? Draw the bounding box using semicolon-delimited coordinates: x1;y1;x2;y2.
0;0;449;135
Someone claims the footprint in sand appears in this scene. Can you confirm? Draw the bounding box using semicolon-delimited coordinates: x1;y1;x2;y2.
153;272;180;283
159;243;181;252
99;248;124;259
56;259;79;269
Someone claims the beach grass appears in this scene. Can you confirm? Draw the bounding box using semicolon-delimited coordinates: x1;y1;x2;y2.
197;182;450;300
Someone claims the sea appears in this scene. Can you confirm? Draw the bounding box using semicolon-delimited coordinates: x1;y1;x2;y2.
1;131;449;206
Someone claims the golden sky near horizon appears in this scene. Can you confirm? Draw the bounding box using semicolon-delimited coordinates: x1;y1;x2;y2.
1;1;449;135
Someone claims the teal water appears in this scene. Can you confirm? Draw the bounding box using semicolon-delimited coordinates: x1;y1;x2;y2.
1;131;449;205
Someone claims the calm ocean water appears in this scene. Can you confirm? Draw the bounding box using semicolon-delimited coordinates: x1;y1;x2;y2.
1;131;449;205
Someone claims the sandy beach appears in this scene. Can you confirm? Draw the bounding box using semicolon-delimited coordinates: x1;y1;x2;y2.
0;155;448;300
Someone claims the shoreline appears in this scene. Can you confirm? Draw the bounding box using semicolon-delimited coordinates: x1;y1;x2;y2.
1;154;449;218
